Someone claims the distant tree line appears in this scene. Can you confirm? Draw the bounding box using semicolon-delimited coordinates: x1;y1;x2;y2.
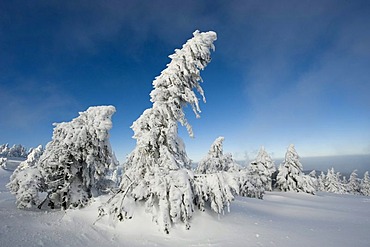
0;144;28;158
314;168;370;196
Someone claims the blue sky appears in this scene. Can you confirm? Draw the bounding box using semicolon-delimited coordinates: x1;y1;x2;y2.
1;0;370;162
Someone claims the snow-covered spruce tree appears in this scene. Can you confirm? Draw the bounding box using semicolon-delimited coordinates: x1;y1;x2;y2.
337;172;347;193
193;137;240;210
0;157;7;169
347;170;361;195
0;144;28;158
239;163;265;199
8;144;28;158
253;146;275;191
308;170;316;178
97;31;233;233
195;137;240;174
6;145;44;208
239;147;275;199
324;168;344;194
0;144;9;156
341;176;348;193
361;171;370;196
193;171;239;214
316;171;326;192
7;145;43;178
108;153;121;187
308;170;319;190
275;144;315;194
38;106;116;210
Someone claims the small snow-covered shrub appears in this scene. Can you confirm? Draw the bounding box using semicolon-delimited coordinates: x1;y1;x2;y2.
7;167;43;208
7;145;44;208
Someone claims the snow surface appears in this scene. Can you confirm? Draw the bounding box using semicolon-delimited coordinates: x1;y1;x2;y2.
1;162;370;247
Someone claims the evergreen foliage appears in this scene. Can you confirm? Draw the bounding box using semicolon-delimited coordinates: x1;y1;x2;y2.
361;171;370;196
194;137;239;210
98;30;230;233
324;168;346;194
38;106;117;209
275;144;315;194
239;147;275;199
6;145;44;208
0;144;28;158
195;137;240;174
0;157;7;169
193;172;239;213
239;165;265;199
316;171;326;192
347;170;361;195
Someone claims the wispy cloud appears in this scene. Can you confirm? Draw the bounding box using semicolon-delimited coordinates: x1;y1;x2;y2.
0;77;79;131
1;0;369;158
219;1;370;156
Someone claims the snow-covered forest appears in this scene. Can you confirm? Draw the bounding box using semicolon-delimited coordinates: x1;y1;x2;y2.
1;30;370;246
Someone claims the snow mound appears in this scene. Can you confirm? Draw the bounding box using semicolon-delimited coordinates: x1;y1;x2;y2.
1;168;370;247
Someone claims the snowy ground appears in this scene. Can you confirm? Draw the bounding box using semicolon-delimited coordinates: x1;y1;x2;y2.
1;162;370;247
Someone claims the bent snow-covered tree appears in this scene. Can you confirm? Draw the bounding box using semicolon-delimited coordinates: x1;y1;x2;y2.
98;31;233;233
38;106;116;209
275;144;315;194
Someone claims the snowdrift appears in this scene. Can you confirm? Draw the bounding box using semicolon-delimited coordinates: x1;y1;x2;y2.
1;166;369;247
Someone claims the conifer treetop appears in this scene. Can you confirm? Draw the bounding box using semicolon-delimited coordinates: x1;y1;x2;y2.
255;146;273;164
283;144;303;172
208;136;224;158
53;105;116;142
127;30;217;172
148;30;217;137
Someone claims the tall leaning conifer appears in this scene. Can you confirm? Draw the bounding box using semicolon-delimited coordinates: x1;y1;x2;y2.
98;31;241;234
